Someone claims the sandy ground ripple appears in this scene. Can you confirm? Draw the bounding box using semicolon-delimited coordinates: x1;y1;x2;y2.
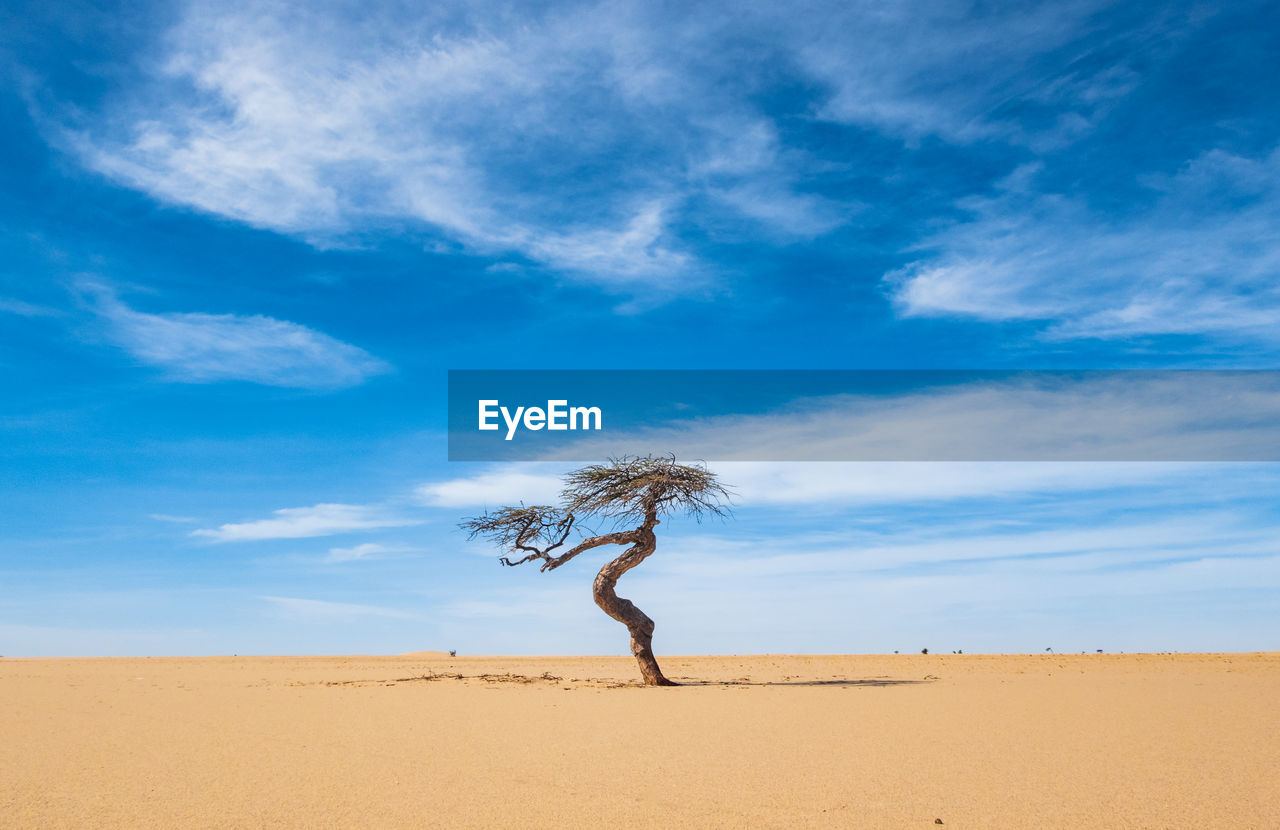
2;652;1277;828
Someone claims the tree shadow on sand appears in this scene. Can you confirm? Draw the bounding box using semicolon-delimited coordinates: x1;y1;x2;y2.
312;672;940;689
670;676;938;688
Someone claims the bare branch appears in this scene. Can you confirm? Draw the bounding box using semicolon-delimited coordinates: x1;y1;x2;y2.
561;454;733;526
459;504;574;567
540;530;637;571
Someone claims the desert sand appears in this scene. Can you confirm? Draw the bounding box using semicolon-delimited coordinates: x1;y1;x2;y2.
2;652;1277;828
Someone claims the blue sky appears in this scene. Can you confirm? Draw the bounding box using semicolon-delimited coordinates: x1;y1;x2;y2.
2;0;1278;656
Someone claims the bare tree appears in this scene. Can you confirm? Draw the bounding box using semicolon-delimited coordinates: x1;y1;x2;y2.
461;455;731;686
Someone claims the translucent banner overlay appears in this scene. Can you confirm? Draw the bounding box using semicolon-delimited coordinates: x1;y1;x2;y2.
447;370;1280;461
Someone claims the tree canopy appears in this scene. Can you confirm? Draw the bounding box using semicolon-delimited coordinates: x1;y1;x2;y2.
461;454;731;571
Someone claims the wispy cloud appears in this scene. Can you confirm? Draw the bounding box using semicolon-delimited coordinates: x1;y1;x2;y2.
651;511;1277;578
796;0;1154;147
148;513;198;523
193;503;422;542
323;542;418;563
259;595;418;621
415;467;566;508
719;461;1188;506
419;460;1241;511
888;149;1280;343
625;517;1280;653
58;0;1218;311
61;1;893;292
82;283;389;388
519;202;694;287
0;296;62;317
66;3;701;289
43;0;1245;330
440;584;595;622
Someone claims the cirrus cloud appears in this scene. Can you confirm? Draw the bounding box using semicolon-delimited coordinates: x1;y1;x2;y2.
193;503;422;542
82;283;389;389
888;150;1280;343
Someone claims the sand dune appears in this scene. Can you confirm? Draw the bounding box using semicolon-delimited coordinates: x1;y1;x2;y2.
2;652;1277;828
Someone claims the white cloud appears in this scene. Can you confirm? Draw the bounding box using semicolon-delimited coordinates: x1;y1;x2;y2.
49;0;1238;324
57;0;1202;307
84;283;388;388
651;511;1276;578
148;513;198;523
718;461;1176;506
66;2;702;288
793;0;1147;147
0;296;62;317
628;542;1280;654
888;149;1280;343
259;595;418;621
415;467;566;508
417;459;1240;512
519;202;694;287
61;1;880;292
324;542;417;563
193;503;423;542
708;183;846;238
440;584;595;621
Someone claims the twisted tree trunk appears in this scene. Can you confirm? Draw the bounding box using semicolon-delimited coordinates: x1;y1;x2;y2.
592;515;676;686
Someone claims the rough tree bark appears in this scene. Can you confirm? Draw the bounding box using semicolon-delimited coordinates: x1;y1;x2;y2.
533;510;674;685
591;513;675;686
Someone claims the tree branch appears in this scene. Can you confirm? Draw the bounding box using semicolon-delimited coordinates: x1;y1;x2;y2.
540;529;638;571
